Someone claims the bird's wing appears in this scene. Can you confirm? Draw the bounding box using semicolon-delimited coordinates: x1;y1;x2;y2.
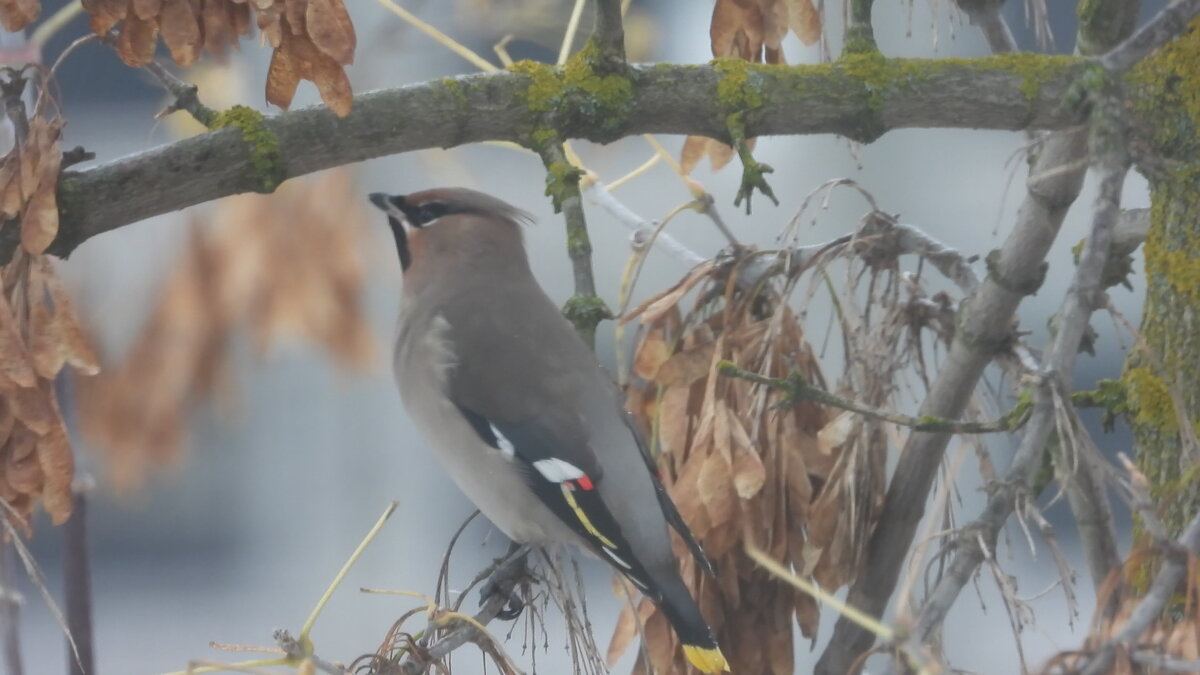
452;401;662;594
619;408;718;579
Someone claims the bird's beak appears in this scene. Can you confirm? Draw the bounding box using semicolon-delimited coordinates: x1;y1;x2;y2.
369;192;409;226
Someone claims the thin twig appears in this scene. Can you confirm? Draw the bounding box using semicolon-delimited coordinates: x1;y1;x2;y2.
64;479;96;675
1078;508;1200;675
1098;0;1200;74
815;2;1142;666
718;361;1033;434
592;0;627;67
536;142;606;347
909;144;1130;652
398;555;530;675
0;542;23;675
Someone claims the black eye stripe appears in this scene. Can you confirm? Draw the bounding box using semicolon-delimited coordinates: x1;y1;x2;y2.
406;201;450;226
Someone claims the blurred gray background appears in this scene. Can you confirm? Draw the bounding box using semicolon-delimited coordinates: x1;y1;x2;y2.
13;0;1162;673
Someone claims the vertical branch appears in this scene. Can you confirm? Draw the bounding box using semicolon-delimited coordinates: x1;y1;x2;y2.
0;543;23;675
954;0;1018;53
814;1;1144;670
592;0;627;67
64;481;95;675
845;0;876;53
537;142;609;348
911;151;1129;649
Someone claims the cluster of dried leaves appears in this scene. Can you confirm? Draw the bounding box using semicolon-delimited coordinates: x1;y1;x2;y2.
681;0;822;173
77;169;373;488
0;105;99;531
608;256;881;674
68;0;356;116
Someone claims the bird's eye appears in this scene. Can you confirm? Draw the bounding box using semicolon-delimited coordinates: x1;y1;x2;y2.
416;202;448;225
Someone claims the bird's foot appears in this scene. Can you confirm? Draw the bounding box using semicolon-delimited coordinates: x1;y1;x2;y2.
479;543;531;621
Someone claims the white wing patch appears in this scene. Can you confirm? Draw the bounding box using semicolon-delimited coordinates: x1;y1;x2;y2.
489;423;516;457
531;458;587;482
602;548;632;570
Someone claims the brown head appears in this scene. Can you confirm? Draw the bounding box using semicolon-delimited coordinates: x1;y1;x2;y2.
368;187;535;293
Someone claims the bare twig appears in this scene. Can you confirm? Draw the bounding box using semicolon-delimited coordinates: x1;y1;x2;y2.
909;142;1130;653
954;0;1018;53
718;361;1033;434
143;60;217;127
1078;508;1200;675
591;0;626;67
814;3;1142;668
273;630;348;675
845;0;877;52
64;479;96;675
536;143;607;347
97;32;217;127
1099;0;1200;73
0;543;23;675
398;554;530;675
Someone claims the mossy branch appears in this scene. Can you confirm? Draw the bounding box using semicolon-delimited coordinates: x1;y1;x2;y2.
535;141;611;348
18;56;1098;265
716;361;1033;434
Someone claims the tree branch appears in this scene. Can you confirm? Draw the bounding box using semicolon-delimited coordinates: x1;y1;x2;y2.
591;0;626;66
16;57;1096;263
718;361;1032;433
1099;0;1200;73
1078;508;1200;675
910;109;1131;652
815;0;1148;668
538;143;608;347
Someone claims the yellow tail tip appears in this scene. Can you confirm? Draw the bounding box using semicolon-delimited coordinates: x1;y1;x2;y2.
683;644;730;673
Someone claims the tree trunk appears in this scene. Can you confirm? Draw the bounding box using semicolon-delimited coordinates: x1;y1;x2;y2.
1124;17;1200;557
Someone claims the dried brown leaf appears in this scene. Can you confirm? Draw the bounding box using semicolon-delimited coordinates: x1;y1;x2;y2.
84;0;127;35
131;0;161;20
655;341;714;387
730;423;766;499
606;596;655;667
0;0;38;33
786;0;821;45
160;0;203;66
36;422;73;524
20;124;61;255
621;260;715;325
305;0;355;65
632;327;671;381
757;0;789;50
5;422;42;494
710;0;763;59
115;13;160;66
697;450;735;528
284;0;306;35
0;294;36;388
265;35;301;110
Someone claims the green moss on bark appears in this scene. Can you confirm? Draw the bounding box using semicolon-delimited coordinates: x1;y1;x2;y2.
1121;19;1200;543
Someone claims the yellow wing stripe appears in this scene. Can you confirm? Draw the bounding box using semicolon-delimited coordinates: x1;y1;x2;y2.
683;644;730;673
560;484;618;548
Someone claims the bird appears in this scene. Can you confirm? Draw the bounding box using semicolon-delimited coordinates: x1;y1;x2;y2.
369;187;730;673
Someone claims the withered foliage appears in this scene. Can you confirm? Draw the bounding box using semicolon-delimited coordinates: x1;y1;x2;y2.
609;253;886;674
0;0;37;31
681;0;821;173
0;110;100;531
77;169;373;488
69;0;356;116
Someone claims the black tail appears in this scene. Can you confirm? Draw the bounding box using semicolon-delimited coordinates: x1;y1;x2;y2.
651;572;729;673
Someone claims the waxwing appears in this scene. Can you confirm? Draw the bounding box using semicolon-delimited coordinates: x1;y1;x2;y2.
369;188;729;673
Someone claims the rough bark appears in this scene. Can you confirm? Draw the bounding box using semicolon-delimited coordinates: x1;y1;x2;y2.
0;56;1092;262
